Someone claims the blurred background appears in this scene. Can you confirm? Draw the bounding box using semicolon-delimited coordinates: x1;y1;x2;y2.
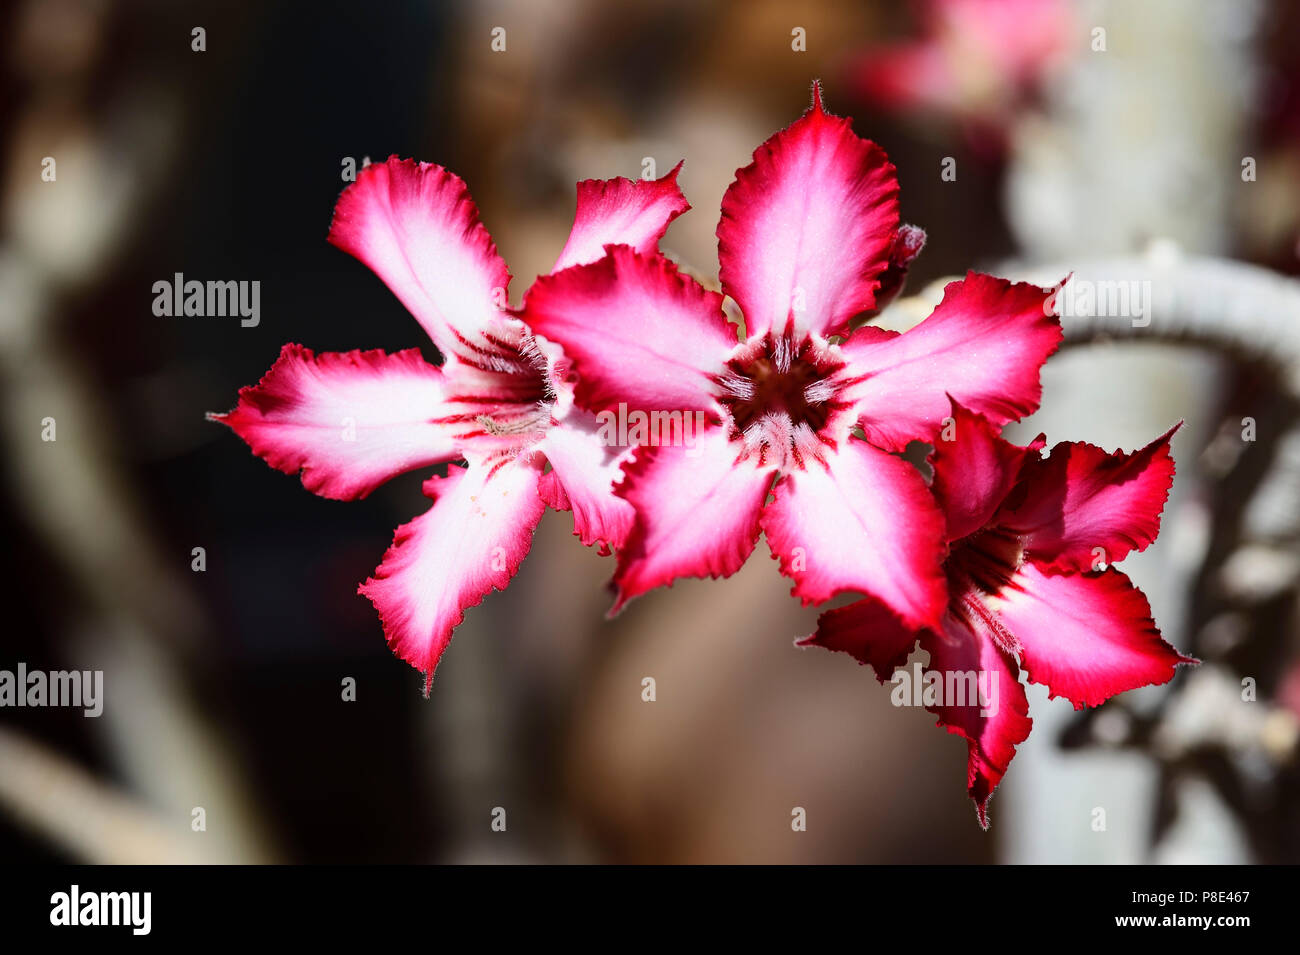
1;0;1298;863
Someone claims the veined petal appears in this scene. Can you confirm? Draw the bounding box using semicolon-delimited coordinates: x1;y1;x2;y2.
359;454;547;691
841;272;1062;451
612;425;775;612
520;245;734;414
799;598;920;683
327;157;525;371
990;564;1194;709
552;163;690;272
920;612;1032;829
718;82;901;340
996;426;1179;573
930;402;1040;542
210;344;466;501
536;410;635;551
760;436;946;629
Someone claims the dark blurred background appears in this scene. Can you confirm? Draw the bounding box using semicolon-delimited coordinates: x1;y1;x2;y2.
2;0;1298;863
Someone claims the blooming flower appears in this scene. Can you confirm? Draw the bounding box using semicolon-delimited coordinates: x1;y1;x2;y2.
520;84;1063;627
802;403;1196;826
210;157;689;690
852;0;1072;133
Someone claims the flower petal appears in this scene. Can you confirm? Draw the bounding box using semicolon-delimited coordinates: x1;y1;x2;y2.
799;598;919;683
359;454;547;691
717;83;901;340
536;410;635;551
996;426;1179;573
327;157;523;370
841;272;1062;451
612;425;775;612
919;612;1032;829
990;564;1194;709
930;402;1039;542
552;163;690;272
210;344;470;500
520;245;734;414
760;436;946;629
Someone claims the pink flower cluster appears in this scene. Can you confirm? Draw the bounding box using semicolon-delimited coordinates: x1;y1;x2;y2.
212;84;1193;825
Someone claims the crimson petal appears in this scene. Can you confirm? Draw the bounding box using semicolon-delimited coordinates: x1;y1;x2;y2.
717;82;901;340
841;272;1062;451
920;611;1032;829
996;426;1179;573
990;564;1194;709
536;410;636;551
359;455;547;691
930;402;1039;542
761;436;947;629
328;157;522;371
800;597;920;683
210;344;467;501
520;245;734;415
552;163;689;271
612;426;775;612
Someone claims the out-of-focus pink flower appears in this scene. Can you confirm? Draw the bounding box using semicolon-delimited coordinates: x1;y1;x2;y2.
853;0;1073;130
520;85;1063;628
803;403;1195;826
1279;661;1300;721
211;157;688;690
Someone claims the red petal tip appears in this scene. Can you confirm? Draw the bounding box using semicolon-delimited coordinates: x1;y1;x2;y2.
810;79;827;114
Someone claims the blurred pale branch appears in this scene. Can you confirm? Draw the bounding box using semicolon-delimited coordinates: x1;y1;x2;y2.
0;0;277;863
0;724;256;864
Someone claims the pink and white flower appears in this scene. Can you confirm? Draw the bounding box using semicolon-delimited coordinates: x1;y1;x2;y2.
802;403;1196;826
520;84;1063;628
211;157;688;690
852;0;1073;132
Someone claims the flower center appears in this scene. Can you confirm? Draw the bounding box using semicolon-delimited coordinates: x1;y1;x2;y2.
715;333;846;466
464;324;555;449
948;527;1025;595
946;527;1026;656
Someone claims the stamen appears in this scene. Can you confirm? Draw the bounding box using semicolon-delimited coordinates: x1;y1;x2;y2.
717;372;756;400
475;403;550;437
957;589;1021;657
803;379;837;404
772;334;793;374
790;421;826;465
